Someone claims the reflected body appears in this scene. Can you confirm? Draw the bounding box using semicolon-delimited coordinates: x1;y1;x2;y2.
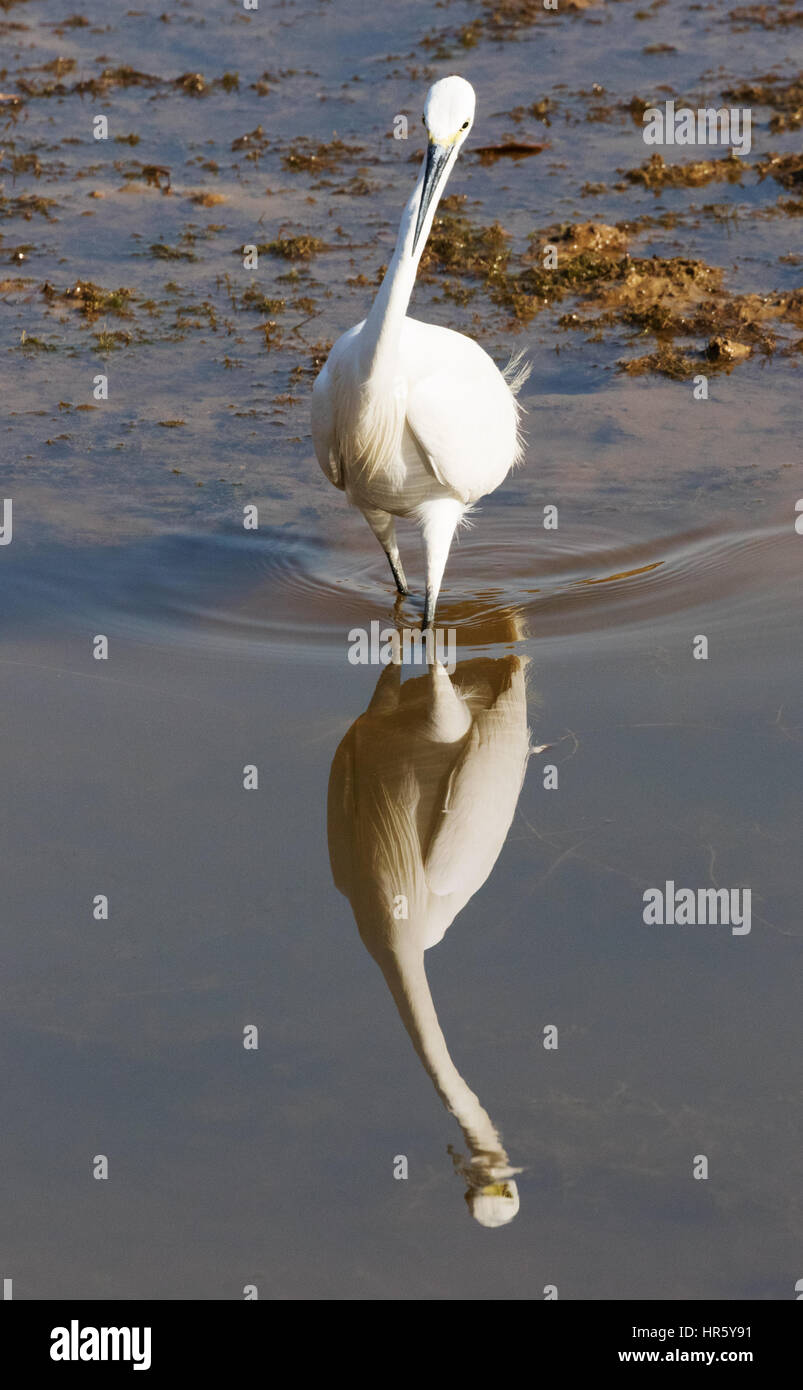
328;656;531;1224
312;76;528;627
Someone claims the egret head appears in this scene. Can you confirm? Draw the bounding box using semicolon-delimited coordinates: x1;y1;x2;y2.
465;1179;520;1229
413;75;476;255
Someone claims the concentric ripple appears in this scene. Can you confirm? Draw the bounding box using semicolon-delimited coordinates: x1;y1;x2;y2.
6;515;794;663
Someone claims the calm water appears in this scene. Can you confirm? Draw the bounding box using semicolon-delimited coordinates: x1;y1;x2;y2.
2;0;801;1299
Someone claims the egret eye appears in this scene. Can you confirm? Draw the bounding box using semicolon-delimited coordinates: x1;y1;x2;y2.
461;120;469;129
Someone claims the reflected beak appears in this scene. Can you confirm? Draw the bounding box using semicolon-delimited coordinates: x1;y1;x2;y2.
412;140;451;256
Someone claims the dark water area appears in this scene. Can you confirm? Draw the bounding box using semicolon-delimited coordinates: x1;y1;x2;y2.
1;0;801;1300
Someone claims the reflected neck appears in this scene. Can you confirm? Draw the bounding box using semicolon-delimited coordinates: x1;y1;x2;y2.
376;942;507;1165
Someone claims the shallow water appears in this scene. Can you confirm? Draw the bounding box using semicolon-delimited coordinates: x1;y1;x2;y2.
2;0;802;1299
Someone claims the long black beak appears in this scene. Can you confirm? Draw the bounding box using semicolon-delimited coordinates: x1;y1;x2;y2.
412;141;451;256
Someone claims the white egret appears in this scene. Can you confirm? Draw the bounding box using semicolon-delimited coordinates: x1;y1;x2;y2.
328;655;531;1225
312;75;528;628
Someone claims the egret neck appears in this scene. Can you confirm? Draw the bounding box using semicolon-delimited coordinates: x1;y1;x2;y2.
360;142;455;385
375;939;507;1162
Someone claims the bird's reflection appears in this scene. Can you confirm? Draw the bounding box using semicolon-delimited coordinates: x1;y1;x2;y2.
328;654;531;1226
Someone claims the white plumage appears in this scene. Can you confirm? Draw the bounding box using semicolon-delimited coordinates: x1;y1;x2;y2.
311;75;528;627
328;655;531;1224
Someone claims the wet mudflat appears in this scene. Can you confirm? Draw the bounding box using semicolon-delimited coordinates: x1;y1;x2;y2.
1;0;801;1299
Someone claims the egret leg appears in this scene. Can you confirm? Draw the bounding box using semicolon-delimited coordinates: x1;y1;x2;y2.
387;550;409;598
362;506;409;597
419;498;465;630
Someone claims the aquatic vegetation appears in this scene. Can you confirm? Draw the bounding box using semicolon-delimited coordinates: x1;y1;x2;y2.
93;329;134;351
728;3;803;29
621;151;747;191
281;138;365;174
471;140;547;163
231;125;270;157
1;193;57;219
723;75;803;131
756;153;803;190
423;0;604;49
8;151;41;177
260;236;325;260
0;0;797;394
149;242;197;262
420;196;512;281
239;287;286;313
188;191;227;207
116;162;173;193
74;67;160;97
18;332;56;352
174;72;207;96
41;281;136;319
418;208;800;375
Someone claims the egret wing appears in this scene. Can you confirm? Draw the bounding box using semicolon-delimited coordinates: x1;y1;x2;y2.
311;363;345;490
405;338;519;503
